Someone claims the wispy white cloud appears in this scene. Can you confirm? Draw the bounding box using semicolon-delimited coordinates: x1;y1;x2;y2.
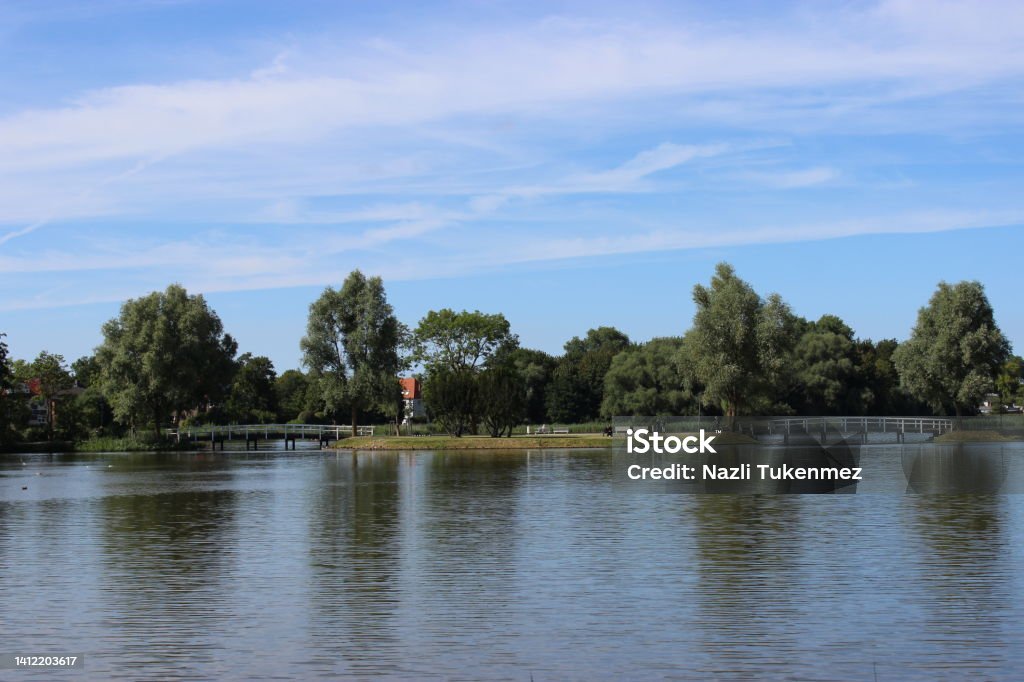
0;155;166;245
1;1;1022;176
2;207;1020;312
738;166;840;189
3;0;1024;317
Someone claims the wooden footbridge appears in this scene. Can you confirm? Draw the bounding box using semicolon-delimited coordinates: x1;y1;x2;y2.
167;423;376;450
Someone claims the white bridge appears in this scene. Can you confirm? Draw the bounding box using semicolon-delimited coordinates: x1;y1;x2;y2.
167;423;376;450
617;416;957;444
762;416;954;436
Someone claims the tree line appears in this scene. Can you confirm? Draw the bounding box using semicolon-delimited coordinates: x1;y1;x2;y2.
1;263;1020;444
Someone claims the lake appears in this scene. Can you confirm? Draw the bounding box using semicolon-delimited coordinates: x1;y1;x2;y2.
3;445;1024;680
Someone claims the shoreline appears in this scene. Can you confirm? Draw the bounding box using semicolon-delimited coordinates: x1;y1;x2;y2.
331;432;761;451
332;435;613;450
5;431;1022;454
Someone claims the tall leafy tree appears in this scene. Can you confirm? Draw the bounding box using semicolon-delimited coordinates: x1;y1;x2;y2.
414;309;517;435
546;326;630;423
227;353;278;423
690;262;797;419
477;365;527;437
791;315;868;415
69;354;111;436
413;309;517;372
893;280;1011;418
301;270;403;433
855;338;928;416
601;337;699;417
95;284;238;437
27;351;73;438
507;347;558;424
422;366;478;437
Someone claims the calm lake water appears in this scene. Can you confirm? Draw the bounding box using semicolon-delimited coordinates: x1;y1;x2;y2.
3;445;1024;680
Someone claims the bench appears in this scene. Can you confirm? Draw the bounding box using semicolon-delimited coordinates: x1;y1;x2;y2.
553;428;570;434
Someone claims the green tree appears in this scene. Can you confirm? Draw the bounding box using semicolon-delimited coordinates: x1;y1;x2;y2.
856;338;928;416
791;315;869;415
477;364;527;437
28;351;72;439
227;353;278;423
95;284;238;437
546;327;630;423
601;337;699;417
69;387;110;437
413;308;517;372
69;355;111;436
275;369;317;422
422;366;478;437
507;347;557;424
690;263;797;419
71;355;101;387
301;270;403;433
996;356;1024;406
893;280;1011;418
414;309;517;434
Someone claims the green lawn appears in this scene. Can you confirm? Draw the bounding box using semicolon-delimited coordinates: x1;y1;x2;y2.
332;431;757;451
333;434;613;450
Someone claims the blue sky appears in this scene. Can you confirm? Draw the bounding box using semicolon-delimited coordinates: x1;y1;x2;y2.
1;0;1023;370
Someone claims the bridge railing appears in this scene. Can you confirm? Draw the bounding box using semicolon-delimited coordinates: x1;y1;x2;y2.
760;416;953;435
166;423;375;441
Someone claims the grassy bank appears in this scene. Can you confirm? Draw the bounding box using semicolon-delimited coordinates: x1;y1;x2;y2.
334;434;613;450
333;431;758;451
934;430;1024;443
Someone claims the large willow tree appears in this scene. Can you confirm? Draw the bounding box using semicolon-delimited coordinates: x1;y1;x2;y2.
95;284;237;437
689;262;796;419
301;270;403;433
894;280;1010;418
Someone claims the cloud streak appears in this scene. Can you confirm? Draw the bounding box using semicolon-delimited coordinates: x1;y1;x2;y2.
2;0;1024;320
2;1;1024;174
